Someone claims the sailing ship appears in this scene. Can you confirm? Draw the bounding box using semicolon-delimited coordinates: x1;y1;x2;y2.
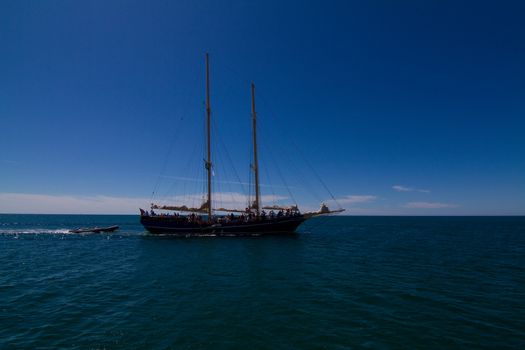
140;54;343;236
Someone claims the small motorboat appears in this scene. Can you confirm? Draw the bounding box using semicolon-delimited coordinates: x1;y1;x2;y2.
69;225;119;234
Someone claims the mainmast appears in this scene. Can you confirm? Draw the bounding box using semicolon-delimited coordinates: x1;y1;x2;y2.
251;82;261;214
205;53;212;220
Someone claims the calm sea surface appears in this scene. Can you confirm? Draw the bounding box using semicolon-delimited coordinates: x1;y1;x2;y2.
1;214;524;349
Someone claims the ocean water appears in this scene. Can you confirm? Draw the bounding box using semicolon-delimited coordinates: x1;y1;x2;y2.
1;215;524;349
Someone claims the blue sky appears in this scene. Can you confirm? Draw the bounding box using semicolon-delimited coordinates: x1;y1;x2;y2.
1;0;524;215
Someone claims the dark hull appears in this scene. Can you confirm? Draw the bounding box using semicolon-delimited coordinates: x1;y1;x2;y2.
140;215;306;236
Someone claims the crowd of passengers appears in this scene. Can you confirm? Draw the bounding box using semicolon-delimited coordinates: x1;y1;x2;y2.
141;207;301;225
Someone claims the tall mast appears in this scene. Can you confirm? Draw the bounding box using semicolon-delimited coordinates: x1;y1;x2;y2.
205;53;212;220
251;82;261;214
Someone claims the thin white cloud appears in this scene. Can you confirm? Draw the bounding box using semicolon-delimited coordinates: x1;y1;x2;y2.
1;159;21;165
0;193;148;214
392;185;412;192
330;195;377;205
0;192;289;214
404;202;458;209
342;207;407;215
392;185;430;193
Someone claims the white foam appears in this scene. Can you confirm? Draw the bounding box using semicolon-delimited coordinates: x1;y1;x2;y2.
0;229;71;235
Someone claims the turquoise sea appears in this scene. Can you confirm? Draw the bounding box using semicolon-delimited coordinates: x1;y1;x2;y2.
1;214;524;349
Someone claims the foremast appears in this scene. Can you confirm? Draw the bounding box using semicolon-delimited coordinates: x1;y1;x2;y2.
205;53;212;220
250;82;261;215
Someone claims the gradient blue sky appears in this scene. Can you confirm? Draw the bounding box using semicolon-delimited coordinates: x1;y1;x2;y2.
1;0;524;215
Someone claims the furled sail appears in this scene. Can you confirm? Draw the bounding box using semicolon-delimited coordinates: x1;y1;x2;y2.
151;202;209;214
214;208;246;213
261;205;299;211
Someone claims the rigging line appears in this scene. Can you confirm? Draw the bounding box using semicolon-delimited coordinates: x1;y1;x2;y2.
188;145;202;211
258;93;342;209
151;114;185;201
152;84;202;205
213;136;226;211
191;137;205;210
250;96;315;203
182;148;200;206
276;139;324;204
220;128;248;196
221;153;236;208
262;159;276;206
212;115;248;198
160;127;201;203
210;116;230;210
291;139;341;208
150;81;197;202
276;161;297;206
157;110;202;203
260;145;277;206
261;141;297;206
